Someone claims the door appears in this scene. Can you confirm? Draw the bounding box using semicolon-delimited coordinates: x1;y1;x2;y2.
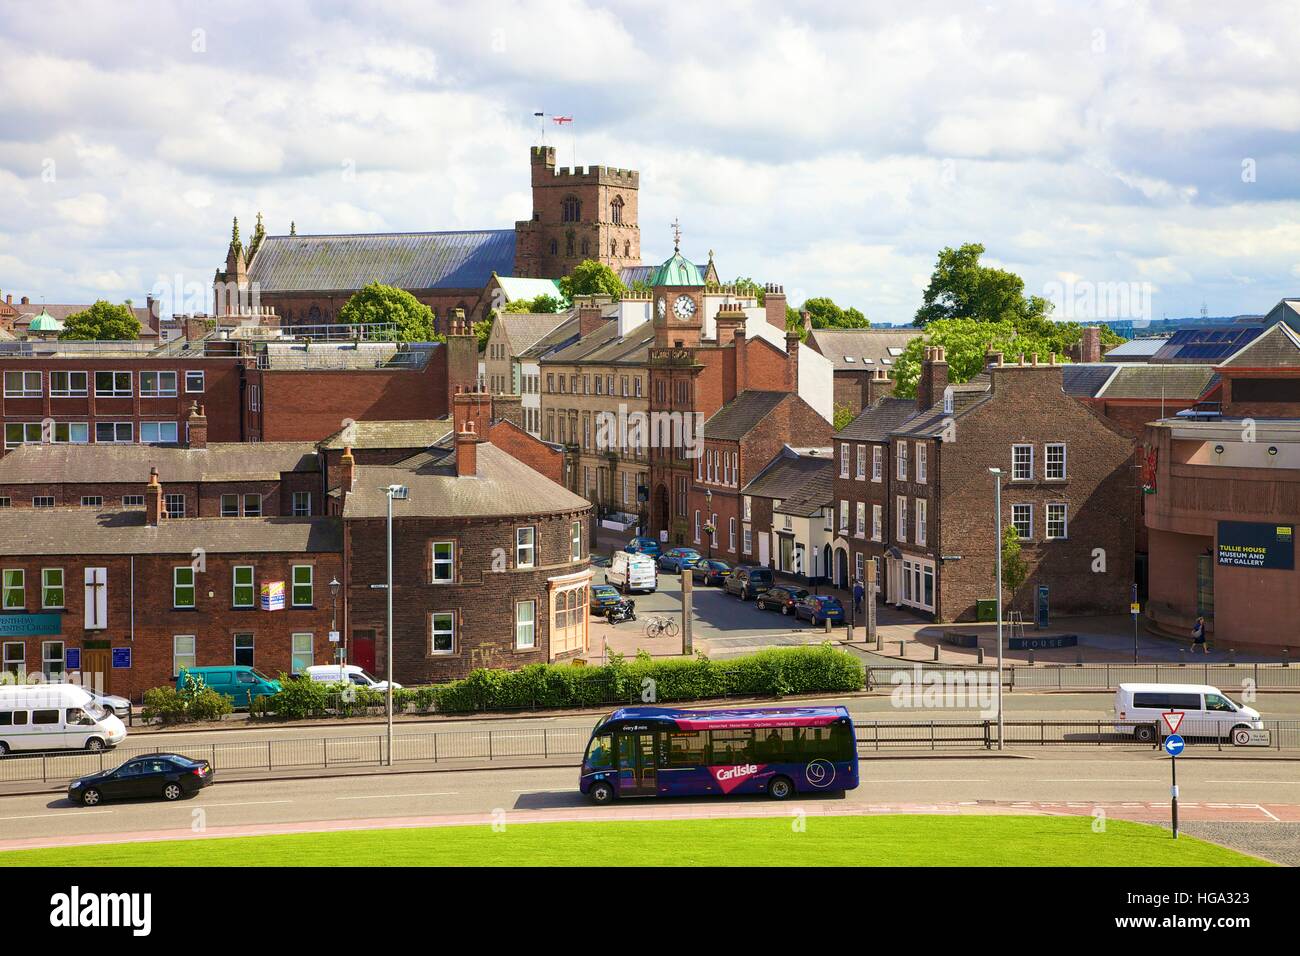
81;649;112;695
758;533;770;566
836;549;849;588
616;733;658;797
352;630;376;674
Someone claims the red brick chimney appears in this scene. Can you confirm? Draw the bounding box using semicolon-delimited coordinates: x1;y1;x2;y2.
456;421;479;477
453;386;492;437
733;324;747;395
784;329;801;393
577;298;605;337
444;308;478;414
917;345;950;412
338;445;356;500
764;283;787;330
1080;326;1102;363
145;467;163;526
186;402;208;449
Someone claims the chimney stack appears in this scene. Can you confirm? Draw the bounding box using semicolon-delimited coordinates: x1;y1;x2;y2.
867;367;893;406
784;329;801;393
764;283;787;331
456;421;479;477
145;467;163;526
186;402;208;449
491;393;524;429
339;445;356;502
733;323;747;395
577;298;605;337
917;345;950;412
453;385;492;437
1080;326;1102;363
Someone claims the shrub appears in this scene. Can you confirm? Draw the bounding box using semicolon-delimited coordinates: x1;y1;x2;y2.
141;673;233;723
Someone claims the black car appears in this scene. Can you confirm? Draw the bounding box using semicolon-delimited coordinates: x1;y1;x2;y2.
756;585;811;615
690;559;732;586
724;565;775;601
69;753;214;806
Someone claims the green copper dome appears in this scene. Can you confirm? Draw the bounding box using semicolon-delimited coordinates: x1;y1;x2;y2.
27;310;64;332
651;251;704;287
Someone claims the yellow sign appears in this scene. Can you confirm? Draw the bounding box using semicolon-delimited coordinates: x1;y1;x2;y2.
1130;602;1141;615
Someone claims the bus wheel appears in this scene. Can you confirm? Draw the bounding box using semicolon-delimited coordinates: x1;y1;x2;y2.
86;737;106;753
588;781;615;804
768;776;794;800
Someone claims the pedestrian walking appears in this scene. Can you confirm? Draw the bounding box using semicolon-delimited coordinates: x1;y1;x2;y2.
1191;616;1209;654
852;578;865;616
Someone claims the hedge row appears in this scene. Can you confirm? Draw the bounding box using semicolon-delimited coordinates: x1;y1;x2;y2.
250;644;864;719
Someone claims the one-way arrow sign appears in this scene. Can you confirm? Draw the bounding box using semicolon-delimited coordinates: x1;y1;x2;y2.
1162;710;1185;736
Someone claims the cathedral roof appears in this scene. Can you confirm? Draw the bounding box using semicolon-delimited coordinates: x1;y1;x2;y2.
246;230;516;293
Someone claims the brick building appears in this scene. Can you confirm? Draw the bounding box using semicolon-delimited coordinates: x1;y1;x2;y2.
338;424;593;682
738;447;835;579
805;327;921;416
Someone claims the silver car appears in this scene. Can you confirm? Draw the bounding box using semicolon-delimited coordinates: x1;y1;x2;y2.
86;689;131;719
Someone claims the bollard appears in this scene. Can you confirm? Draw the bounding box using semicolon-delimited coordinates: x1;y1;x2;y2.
933;643;941;662
1283;649;1290;668
977;647;985;665
1179;648;1186;667
1229;649;1236;666
898;640;906;658
824;617;832;635
847;623;855;641
1027;652;1035;666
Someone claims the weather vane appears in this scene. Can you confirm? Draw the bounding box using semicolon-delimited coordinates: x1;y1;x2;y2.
671;218;682;253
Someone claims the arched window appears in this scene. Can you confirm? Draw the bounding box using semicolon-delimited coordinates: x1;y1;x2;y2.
610;195;623;224
581;238;589;256
610;241;617;257
566;234;575;256
562;196;581;222
307;305;321;324
623;240;630;257
549;238;558;256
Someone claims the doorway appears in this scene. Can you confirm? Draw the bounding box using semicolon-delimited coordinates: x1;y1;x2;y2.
616;733;657;797
82;648;112;695
351;629;377;673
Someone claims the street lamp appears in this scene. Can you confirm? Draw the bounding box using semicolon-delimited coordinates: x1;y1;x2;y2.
988;467;1004;751
704;488;713;560
383;484;408;766
329;577;341;668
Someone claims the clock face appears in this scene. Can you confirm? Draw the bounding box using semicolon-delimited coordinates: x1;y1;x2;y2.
673;294;697;320
657;297;666;318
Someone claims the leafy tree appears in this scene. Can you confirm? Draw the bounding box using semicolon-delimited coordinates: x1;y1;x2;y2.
59;300;140;340
558;260;625;301
504;293;562;314
913;243;1052;328
337;281;439;342
728;277;766;304
833;404;856;431
801;296;869;329
473;315;494;351
1001;525;1029;604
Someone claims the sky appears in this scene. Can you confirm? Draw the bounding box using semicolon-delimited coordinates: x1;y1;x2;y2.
2;0;1299;325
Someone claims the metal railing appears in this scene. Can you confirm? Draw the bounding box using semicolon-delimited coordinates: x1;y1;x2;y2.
853;718;1300;752
865;662;1300;692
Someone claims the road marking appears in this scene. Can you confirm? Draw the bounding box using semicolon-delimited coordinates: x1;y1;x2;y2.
1255;804;1281;822
1207;780;1300;785
1039;779;1158;783
201;800;294;808
1;811;113;820
513;788;560;794
867;779;990;783
335;793;457;800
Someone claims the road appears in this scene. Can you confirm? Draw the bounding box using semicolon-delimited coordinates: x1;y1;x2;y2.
1;754;1298;849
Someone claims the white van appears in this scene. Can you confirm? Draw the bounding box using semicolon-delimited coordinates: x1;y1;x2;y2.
605;550;657;594
1114;683;1263;743
303;664;401;692
0;684;128;755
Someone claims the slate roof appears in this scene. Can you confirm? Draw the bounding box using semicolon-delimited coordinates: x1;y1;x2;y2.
0;442;319;484
1096;364;1218;400
806;328;922;370
892;376;993;438
1150;326;1263;364
1062;363;1119;398
519;315;580;360
0;511;341;556
543;319;654;366
496;312;570;354
1218;322;1300;367
837;396;921;441
317;420;453;451
701;391;789;441
343;441;589;520
741;448;834;516
246;231;515;292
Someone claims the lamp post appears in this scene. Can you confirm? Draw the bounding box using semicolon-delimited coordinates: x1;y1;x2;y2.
329;576;342;667
704;489;713;560
988;467;1004;751
383;484;408;766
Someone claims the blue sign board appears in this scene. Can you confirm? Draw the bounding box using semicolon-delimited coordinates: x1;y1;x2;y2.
1217;521;1295;570
111;647;132;669
0;613;63;637
65;648;81;670
1163;734;1185;757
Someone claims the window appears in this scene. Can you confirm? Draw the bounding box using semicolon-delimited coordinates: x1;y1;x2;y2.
838;499;849;532
4;371;41;397
291;565;313;606
742;525;752;553
855;502;866;536
139;371;177;397
80;496;102;507
610;195;623;224
41;568;64;609
1012;444;1034;481
1046;503;1068;540
249;384;260;412
562;196;581;222
5;423;41;448
570;521;583;561
291;633;313;674
856;444;866;480
42;641;64;678
430;613;455;654
49;371;88;397
729;517;737;551
231;566;255;608
52;422;89;444
244;494;262;517
184;370;205;393
1012;503;1033;540
516;527;535;568
431;541;454;583
173;635;196;676
221;494;239;517
896;496;908;543
710;513;718;549
141;421;179;444
916;443;927;483
1045;443;1067;480
95;371;132;397
872;504;883;541
164;493;185;518
3;569;25;609
2;642;23;677
122;494;144;507
916;498;927;546
292;491;311;516
693;509;701;543
896;441;908;481
95;421;132;443
839;442;850;478
515;600;536;649
234;632;254;666
32;496;54;509
0;498;8;508
173;567;195;608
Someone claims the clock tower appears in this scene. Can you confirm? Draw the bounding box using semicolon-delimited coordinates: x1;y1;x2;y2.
651;220;706;348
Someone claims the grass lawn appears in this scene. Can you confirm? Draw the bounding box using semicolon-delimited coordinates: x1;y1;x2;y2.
0;815;1271;866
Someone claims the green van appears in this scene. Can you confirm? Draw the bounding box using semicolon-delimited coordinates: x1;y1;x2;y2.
176;666;281;708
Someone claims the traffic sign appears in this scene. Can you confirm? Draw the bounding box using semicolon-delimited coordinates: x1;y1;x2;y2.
1162;710;1184;735
1163;734;1185;757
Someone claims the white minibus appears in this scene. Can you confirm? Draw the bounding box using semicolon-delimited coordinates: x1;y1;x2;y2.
0;684;128;755
1114;682;1263;743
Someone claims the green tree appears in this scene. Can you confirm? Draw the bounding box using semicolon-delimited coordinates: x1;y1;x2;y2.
833;404;856;431
913;243;1052;328
800;296;869;329
728;277;766;304
59;300;140;340
337;281;439;342
558;260;625;301
473;315;494;351
504;293;562;314
1001;525;1029;604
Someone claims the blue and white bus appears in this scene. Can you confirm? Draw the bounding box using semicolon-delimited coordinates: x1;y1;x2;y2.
579;706;859;803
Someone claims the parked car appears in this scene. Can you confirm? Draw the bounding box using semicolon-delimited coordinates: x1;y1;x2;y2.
69;753;214;806
590;584;623;617
624;536;662;559
0;684;127;755
658;547;701;572
605;550;658;594
85;688;131;719
756;585;811;615
1114;683;1264;743
724;565;775;601
303;664;401;692
691;559;732;586
794;594;845;625
176;666;281;709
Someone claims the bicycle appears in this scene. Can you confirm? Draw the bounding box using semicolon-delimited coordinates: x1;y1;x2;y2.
643;615;680;639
